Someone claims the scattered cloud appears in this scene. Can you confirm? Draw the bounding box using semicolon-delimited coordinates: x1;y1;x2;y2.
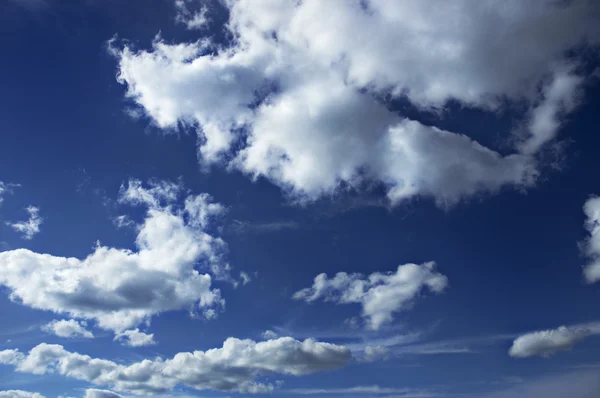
174;0;210;30
84;390;125;398
262;330;279;340
5;206;42;240
0;180;229;337
582;196;600;283
0;337;351;394
113;1;600;206
112;215;135;229
230;220;300;234
294;262;447;330
240;271;252;285
114;329;156;347
0;181;20;205
0;392;45;398
282;385;434;396
509;326;590;358
42;319;94;339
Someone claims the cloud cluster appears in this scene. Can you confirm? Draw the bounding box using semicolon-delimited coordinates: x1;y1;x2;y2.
582;197;600;283
0;389;126;398
0;180;230;338
293;262;448;330
509;326;590;358
113;0;599;206
0;337;351;394
42;319;94;339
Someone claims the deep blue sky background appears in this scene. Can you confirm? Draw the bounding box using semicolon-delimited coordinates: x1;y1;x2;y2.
1;1;600;397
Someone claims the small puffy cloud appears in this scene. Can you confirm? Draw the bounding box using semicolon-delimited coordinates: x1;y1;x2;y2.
294;262;448;330
509;326;590;358
42;319;94;339
113;0;600;206
582;197;600;283
0;337;351;394
0;391;45;398
240;271;251;285
114;329;156;347
0;180;228;335
0;349;24;365
262;330;279;340
6;206;43;240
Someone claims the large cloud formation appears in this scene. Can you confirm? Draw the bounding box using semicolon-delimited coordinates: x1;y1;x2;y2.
113;0;600;206
293;262;448;330
0;180;231;337
509;325;590;358
0;337;351;394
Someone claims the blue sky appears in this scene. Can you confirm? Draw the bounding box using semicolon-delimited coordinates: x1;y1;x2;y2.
1;1;600;397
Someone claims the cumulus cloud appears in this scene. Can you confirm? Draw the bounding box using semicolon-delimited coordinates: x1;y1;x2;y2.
0;337;351;394
509;326;590;358
6;206;42;240
582;196;600;283
0;391;45;398
114;329;155;347
113;0;600;206
42;319;94;339
293;262;448;330
0;180;229;335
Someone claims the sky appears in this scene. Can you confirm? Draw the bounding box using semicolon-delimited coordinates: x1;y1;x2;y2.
1;0;600;397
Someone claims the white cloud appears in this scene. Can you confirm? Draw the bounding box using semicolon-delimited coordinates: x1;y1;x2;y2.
42;319;94;339
293;262;448;330
174;0;209;30
6;206;43;240
114;329;156;347
0;180;228;335
113;0;599;206
582;197;600;283
283;385;430;395
0;391;45;398
261;330;278;340
0;181;19;205
0;337;351;394
509;326;590;358
240;271;251;285
519;64;584;154
84;390;124;398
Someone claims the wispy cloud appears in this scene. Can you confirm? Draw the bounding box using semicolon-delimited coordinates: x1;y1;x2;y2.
6;206;43;240
229;219;300;234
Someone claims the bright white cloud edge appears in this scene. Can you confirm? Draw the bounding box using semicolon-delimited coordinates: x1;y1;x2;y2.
0;337;351;394
113;0;599;207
